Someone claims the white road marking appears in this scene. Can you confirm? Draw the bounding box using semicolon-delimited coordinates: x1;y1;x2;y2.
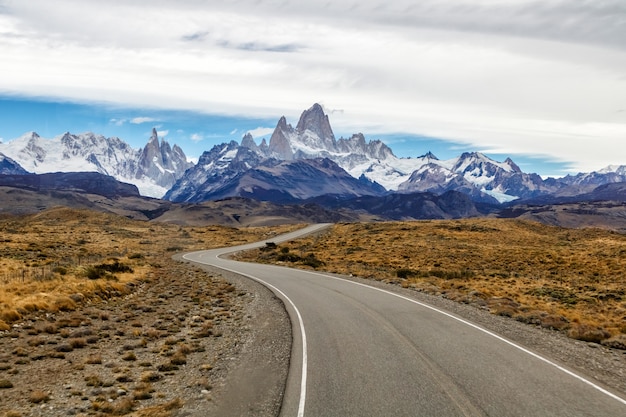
300;269;626;407
183;252;308;417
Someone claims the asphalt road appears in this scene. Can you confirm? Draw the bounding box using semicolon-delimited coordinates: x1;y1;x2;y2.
183;224;626;416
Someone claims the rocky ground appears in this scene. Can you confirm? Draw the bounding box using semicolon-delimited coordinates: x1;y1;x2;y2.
0;258;290;417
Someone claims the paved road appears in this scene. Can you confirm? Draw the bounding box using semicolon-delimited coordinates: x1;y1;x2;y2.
183;224;626;416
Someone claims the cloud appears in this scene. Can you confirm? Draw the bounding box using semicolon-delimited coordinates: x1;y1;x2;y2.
218;40;301;53
229;129;238;135
247;127;274;138
0;1;624;174
190;133;203;142
131;117;157;124
109;118;126;126
157;129;169;138
181;31;209;42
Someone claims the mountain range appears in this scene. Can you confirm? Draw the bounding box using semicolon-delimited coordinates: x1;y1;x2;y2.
0;128;192;197
1;103;625;209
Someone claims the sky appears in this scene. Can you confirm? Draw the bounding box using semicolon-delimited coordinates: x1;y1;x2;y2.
0;0;625;177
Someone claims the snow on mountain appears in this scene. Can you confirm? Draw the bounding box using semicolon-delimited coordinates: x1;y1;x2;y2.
0;152;29;175
256;104;553;203
0;130;192;198
169;103;559;204
164;141;265;202
562;165;626;186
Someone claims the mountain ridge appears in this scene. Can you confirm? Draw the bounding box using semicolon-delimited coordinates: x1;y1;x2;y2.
0;129;192;198
1;103;625;205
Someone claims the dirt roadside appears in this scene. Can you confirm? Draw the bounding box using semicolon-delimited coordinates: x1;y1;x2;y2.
0;257;290;417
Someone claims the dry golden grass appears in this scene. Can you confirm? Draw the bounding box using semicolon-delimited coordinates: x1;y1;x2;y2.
237;219;626;343
0;207;300;324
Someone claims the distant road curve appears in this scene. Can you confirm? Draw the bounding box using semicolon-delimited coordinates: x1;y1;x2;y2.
183;224;626;417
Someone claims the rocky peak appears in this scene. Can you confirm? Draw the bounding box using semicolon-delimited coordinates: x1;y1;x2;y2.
259;138;269;154
136;129;193;190
295;103;336;150
420;151;439;160
504;157;522;173
241;133;259;152
268;116;295;160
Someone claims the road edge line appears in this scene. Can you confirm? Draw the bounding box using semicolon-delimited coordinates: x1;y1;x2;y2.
182;253;308;417
301;269;626;407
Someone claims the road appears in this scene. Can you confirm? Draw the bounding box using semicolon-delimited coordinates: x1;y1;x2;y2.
183;224;626;416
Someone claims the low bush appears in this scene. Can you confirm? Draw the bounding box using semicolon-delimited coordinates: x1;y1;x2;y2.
29;390;50;403
0;379;14;388
85;261;133;280
568;324;611;343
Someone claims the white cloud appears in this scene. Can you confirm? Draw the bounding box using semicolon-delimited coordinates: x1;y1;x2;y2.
246;127;274;138
0;1;625;173
109;118;126;126
157;130;169;138
229;129;238;135
190;133;203;142
131;117;157;124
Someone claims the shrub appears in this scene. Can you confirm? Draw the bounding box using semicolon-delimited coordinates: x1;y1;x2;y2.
0;379;14;388
85;354;102;364
277;253;301;262
70;338;87;349
53;266;67;275
302;253;324;268
85;374;103;387
85;261;134;279
0;320;10;331
0;309;21;323
29;390;50;403
396;268;417;279
568;324;610;343
140;371;162;382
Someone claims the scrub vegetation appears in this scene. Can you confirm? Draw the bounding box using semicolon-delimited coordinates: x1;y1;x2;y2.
0;207;299;416
238;219;626;348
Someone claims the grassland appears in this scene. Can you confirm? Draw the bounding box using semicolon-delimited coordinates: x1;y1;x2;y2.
0;207;299;416
0;207;298;329
236;219;626;347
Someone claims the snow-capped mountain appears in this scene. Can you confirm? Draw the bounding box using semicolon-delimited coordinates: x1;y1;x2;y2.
167;103;625;205
164;131;386;203
164;141;266;202
0;152;29;175
0;129;192;197
398;152;555;203
244;104;556;202
3;103;624;206
559;165;626;189
200;103;562;203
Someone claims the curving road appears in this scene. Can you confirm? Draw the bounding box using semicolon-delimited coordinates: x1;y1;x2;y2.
183;224;626;416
